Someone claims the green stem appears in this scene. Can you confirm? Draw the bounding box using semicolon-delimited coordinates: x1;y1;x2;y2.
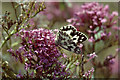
0;32;15;48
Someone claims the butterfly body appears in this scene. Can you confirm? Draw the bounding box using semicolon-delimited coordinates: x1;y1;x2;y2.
55;25;87;54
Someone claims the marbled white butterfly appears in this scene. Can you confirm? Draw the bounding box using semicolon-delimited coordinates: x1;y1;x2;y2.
55;25;88;54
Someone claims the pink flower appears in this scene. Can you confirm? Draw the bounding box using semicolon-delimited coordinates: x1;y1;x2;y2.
101;19;107;23
112;26;120;30
88;36;95;42
63;53;67;58
101;32;106;37
53;29;59;33
89;26;93;29
83;67;94;78
104;5;109;12
104;55;118;75
104;55;115;66
107;32;111;37
87;52;98;62
79;44;83;48
61;64;66;68
112;11;118;16
116;48;120;52
87;52;98;58
8;28;70;78
67;2;118;42
110;56;118;74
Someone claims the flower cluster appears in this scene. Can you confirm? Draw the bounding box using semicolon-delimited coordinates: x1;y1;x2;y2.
67;2;118;78
67;2;118;42
87;52;97;62
3;2;118;79
0;2;46;48
8;28;70;79
104;55;115;66
83;67;94;78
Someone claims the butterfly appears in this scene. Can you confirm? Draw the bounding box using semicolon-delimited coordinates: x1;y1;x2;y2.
55;25;88;54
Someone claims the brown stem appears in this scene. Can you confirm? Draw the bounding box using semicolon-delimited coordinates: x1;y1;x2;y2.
81;55;84;76
11;2;18;20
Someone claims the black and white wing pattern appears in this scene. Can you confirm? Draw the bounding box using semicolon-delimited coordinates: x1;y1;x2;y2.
55;25;88;54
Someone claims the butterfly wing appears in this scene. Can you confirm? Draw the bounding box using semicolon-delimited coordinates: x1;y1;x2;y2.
55;31;81;54
60;25;88;44
72;31;88;44
60;25;77;37
60;25;77;32
55;25;87;54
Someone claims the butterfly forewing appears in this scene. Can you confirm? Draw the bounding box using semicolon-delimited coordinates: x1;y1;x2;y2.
73;32;88;44
60;25;77;31
60;25;77;37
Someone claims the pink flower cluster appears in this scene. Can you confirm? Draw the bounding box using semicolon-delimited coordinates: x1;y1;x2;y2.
8;28;70;79
67;2;118;42
83;67;94;78
104;55;115;66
